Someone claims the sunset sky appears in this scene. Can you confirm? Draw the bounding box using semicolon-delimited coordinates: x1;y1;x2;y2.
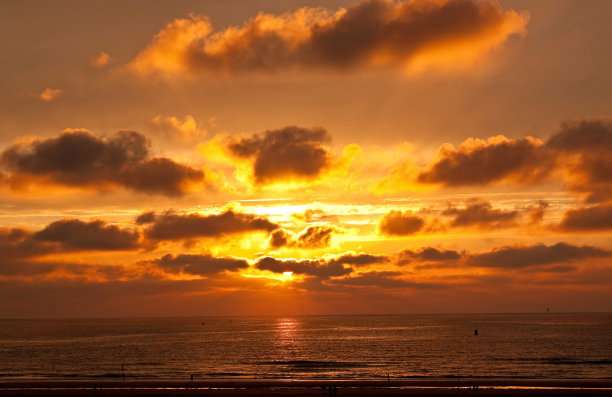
1;0;611;318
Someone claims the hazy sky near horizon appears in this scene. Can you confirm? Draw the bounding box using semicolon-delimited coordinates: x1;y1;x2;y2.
1;0;611;317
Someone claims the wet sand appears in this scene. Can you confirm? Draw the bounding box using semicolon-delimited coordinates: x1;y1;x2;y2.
1;379;611;397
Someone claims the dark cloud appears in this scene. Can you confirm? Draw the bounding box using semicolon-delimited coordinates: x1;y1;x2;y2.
443;199;518;229
153;254;248;275
0;129;205;196
418;137;547;186
415;119;612;203
328;253;388;267
118;158;205;197
378;210;425;235
330;271;441;289
132;0;527;73
33;219;140;251
399;247;461;265
546;119;612;152
144;209;278;241
0;227;56;259
269;225;339;249
228;126;331;184
545;120;612;203
468;242;611;269
135;211;156;225
558;204;612;231
255;256;352;279
0;260;57;277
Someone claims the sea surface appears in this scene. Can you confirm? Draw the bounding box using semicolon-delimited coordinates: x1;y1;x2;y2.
0;313;610;381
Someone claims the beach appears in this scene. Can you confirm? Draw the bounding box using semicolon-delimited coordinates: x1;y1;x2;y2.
1;379;611;397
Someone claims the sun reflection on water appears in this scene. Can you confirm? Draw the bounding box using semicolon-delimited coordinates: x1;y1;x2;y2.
274;318;302;359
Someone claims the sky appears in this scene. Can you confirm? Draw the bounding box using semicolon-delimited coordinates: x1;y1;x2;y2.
1;0;611;318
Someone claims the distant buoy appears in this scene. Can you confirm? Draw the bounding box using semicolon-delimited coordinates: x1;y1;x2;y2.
474;329;478;336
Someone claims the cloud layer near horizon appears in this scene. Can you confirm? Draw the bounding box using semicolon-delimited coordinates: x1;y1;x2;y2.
130;0;528;75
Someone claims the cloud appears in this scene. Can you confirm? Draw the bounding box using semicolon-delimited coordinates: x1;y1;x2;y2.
118;157;205;196
545;120;612;203
151;115;207;142
418;136;547;186
330;271;439;289
135;211;157;225
143;209;278;241
558;204;612;231
0;227;57;259
406;119;612;203
39;88;64;102
443;199;518;229
227;126;331;185
33;219;140;251
269;225;340;249
130;0;527;75
292;208;336;223
327;253;388;267
255;256;352;279
378;210;425;235
398;247;461;264
0;129;205;196
468;242;611;269
91;51;111;68
528;200;549;224
153;253;248;275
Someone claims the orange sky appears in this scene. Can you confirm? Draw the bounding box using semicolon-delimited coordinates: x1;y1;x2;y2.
1;0;611;317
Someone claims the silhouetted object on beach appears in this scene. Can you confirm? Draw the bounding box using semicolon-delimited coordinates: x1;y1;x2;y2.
474;327;478;336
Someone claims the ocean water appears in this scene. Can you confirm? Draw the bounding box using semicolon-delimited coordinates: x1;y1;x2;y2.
0;313;610;380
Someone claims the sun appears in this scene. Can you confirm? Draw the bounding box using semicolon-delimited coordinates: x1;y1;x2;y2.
283;271;293;278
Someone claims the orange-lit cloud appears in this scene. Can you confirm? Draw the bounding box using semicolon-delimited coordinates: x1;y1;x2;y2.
381;119;612;205
558;204;612;232
151;115;207;142
0;129;206;196
545;120;612;203
378;209;425;235
39;88;64;102
33;219;140;251
443;199;518;229
269;225;340;249
91;51;111;68
130;0;528;75
140;209;278;241
418;135;547;186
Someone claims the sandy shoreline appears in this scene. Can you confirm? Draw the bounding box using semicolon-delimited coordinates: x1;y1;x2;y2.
1;379;611;396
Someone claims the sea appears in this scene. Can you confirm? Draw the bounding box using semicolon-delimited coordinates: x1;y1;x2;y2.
0;313;610;381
